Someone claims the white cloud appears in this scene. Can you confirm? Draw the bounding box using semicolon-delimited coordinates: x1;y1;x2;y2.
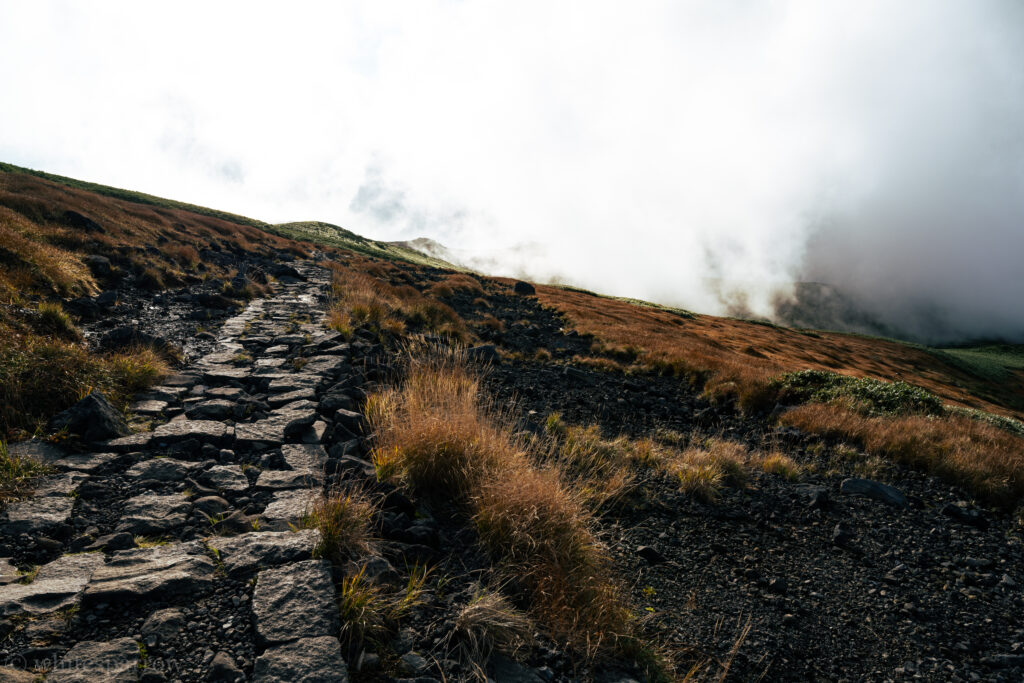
1;0;1022;341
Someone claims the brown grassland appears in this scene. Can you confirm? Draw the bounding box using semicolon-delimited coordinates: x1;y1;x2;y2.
0;169;321;437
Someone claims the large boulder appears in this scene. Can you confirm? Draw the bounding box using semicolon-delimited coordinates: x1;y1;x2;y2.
48;392;130;442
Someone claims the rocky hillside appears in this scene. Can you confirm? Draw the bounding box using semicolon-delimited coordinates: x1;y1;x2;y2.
1;168;1023;682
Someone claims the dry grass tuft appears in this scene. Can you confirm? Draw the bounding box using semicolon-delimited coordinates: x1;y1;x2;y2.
302;487;376;566
782;404;1024;506
0;338;169;438
448;586;534;668
328;266;468;341
369;348;633;656
1;440;53;507
35;301;81;340
753;452;802;480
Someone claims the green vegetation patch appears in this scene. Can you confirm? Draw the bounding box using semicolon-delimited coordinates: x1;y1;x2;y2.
772;369;944;417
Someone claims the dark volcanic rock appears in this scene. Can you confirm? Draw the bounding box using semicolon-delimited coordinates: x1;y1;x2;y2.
513;280;536;295
47;392;130;442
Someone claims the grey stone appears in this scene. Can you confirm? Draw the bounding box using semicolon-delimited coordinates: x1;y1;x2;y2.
267;375;321;393
48;392;130;442
332;409;362;433
102;432;154;452
186;399;237;420
208;650;246;682
141;607;186;646
56;452;118;473
344;556;400;585
86;532;135;552
261;490;318;531
203;367;250;384
153;419;231;445
400;652;430;676
117;494;192;535
199;465;250;493
236;402;319;447
6;439;67;466
207;529;319;577
194;496;231;517
0;558;19;586
252;635;348;683
2;496;75;535
126;458;198;482
206;387;244;400
49;637;139;682
132;399;169;415
0;666;36;682
83;541;215;605
268;388;316;408
33;472;88;497
252;559;339;644
256;469;318;490
839;478;908;509
0;552;104;617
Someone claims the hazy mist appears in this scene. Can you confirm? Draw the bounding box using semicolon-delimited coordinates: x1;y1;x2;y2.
1;1;1022;344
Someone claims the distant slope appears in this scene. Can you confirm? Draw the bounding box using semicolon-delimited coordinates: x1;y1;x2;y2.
267;221;461;270
0;162;461;271
0;161;269;230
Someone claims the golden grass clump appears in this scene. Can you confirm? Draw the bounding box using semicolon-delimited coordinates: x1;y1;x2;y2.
328;266;468;341
368;350;518;499
753;452;802;480
448;587;534;667
1;440;53;506
782;404;1024;507
0;337;169;438
368;348;632;656
35;301;81;340
302;488;376;567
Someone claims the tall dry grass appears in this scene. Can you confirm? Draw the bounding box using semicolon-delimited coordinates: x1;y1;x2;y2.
327;266;467;341
367;348;632;657
782;404;1024;506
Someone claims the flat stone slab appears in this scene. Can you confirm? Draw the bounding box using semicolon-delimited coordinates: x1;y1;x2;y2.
153;419;232;444
199;465;250;493
126;458;199;482
49;637;139;682
56;452;118;473
83;541;215;606
139;385;188;401
116;494;191;535
101;432;153;452
33;472;89;497
207;529;320;577
268;388;316;408
206;387;244;400
252;636;349;682
7;439;67;465
131;399;169;415
186;399;237;420
0;553;104;617
203;367;250;384
282;444;328;471
261;490;318;531
236;402;318;447
2;496;75;535
0;558;19;586
256;470;318;490
267;375;321;394
252;559;339;645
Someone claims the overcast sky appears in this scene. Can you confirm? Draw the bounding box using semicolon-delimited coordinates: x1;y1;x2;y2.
2;1;1022;342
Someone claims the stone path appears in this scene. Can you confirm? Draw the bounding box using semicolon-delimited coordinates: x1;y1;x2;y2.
0;261;375;681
